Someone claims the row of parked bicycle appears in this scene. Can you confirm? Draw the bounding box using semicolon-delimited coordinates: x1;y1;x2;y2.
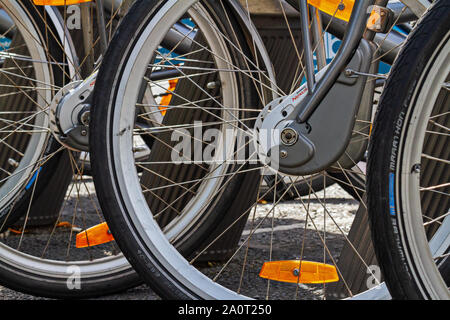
0;0;447;300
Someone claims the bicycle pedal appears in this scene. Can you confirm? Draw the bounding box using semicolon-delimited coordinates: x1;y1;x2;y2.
76;222;114;248
259;260;338;284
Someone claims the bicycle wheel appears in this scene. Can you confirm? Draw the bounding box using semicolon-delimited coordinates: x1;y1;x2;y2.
367;0;449;299
261;169;365;202
260;174;334;201
91;0;386;299
0;3;71;230
0;0;140;298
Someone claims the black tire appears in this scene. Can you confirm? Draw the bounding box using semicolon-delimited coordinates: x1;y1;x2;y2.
0;260;140;300
367;0;450;300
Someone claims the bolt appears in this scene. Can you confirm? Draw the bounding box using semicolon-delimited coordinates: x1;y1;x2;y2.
305;123;311;133
293;269;300;277
79;109;90;126
8;158;19;168
207;81;220;89
345;69;354;77
412;164;421;174
338;3;345;11
280;150;288;159
281;128;298;146
81;129;88;136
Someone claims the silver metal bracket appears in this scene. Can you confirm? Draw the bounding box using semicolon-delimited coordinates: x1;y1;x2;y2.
399;0;429;18
49;72;98;152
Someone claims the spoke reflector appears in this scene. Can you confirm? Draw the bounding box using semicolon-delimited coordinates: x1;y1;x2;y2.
259;260;339;284
307;0;355;22
76;222;114;248
159;79;179;115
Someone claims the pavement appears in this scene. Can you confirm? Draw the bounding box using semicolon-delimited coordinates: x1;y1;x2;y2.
0;180;359;300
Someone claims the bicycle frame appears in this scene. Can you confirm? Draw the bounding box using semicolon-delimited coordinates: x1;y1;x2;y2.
295;0;378;122
291;0;427;123
250;0;428;176
0;0;426;154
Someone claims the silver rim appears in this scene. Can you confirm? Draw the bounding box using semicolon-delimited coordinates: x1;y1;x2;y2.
0;2;51;209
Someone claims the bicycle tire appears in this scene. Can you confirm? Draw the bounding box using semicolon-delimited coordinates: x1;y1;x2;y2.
367;0;450;299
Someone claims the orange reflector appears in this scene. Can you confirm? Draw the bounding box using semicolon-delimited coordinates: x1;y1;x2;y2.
367;9;383;31
260;260;339;284
159;79;179;115
76;222;114;248
307;0;355;22
33;0;92;5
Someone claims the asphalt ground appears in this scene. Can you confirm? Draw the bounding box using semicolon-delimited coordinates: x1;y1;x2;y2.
0;179;358;300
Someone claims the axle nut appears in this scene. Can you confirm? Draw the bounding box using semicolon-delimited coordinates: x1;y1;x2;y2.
281;128;298;146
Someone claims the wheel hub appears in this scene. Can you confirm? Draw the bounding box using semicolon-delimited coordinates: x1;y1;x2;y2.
254;84;312;174
49;73;97;152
